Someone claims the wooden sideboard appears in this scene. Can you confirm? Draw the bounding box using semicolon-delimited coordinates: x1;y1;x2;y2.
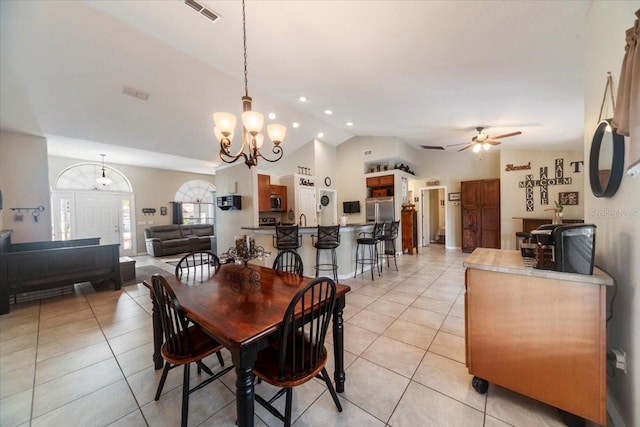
463;249;611;425
519;218;584;233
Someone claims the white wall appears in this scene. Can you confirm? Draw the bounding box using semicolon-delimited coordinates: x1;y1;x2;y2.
258;139;315;178
214;163;256;253
313;139;337;193
585;3;639;426
0;131;52;243
500;149;584;249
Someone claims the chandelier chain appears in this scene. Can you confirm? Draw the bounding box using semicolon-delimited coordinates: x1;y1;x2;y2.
242;0;248;98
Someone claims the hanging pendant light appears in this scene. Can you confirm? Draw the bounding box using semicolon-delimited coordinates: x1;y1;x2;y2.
96;154;112;186
213;0;285;168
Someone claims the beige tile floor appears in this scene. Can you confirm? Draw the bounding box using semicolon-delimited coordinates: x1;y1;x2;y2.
0;246;603;426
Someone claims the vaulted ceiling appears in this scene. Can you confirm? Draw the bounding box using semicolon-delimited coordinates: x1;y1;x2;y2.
0;1;591;174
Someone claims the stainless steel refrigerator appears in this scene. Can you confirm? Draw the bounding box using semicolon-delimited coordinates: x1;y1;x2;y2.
365;197;394;223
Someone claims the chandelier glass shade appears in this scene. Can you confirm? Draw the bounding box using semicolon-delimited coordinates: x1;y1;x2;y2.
213;0;286;168
96;154;112;186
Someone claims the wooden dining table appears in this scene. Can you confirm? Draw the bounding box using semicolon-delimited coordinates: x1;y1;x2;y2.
144;263;351;427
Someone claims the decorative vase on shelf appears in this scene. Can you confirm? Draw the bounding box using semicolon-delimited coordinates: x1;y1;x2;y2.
552;212;564;224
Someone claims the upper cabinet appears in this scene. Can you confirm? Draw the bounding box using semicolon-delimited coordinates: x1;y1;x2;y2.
258;174;271;212
258;174;288;212
366;174;394;188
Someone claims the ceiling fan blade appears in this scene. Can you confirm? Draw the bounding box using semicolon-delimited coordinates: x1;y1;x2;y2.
485;139;502;145
420;145;445;150
446;142;470;147
490;131;522;140
458;144;473;152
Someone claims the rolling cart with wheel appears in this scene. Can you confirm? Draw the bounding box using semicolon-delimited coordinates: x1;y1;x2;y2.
463;249;612;427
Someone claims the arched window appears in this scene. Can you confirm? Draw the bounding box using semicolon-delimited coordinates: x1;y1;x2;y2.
55;163;132;192
174;180;216;225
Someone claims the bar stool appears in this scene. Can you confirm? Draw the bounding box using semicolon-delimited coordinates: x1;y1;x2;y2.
272;225;301;252
355;223;384;280
379;221;399;271
311;225;340;282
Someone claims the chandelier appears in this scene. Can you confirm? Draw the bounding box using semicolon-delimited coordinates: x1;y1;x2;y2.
96;154;112;186
213;0;286;168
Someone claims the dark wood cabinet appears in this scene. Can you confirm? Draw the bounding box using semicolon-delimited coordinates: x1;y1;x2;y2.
366;174;394;188
401;207;418;255
258;174;271;212
461;179;500;253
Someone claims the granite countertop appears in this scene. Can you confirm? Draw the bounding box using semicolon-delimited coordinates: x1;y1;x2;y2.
463;248;613;286
242;224;371;232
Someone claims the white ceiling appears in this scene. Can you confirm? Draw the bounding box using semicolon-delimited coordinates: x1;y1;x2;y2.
0;0;591;174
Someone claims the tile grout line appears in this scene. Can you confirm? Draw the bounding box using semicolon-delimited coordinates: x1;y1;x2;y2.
28;299;43;427
83;283;151;427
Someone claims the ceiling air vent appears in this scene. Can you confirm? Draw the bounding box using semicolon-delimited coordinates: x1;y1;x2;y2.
185;0;220;23
122;86;149;101
420;145;445;150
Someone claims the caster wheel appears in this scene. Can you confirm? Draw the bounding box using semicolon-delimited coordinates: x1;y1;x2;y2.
558;409;585;427
471;376;488;394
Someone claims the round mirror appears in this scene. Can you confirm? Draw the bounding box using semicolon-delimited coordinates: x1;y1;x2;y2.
589;119;625;198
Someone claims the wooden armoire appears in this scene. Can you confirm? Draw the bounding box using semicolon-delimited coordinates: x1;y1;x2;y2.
461;178;500;253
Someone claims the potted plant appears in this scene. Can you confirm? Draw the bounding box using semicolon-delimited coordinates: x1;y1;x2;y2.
546;201;564;224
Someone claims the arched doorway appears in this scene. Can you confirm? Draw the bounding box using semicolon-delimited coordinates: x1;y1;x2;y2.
52;162;136;255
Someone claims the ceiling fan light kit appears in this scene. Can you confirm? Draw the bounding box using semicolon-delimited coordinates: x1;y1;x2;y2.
448;126;522;152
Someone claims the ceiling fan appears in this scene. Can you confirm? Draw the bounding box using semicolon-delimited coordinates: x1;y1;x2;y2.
448;127;522;152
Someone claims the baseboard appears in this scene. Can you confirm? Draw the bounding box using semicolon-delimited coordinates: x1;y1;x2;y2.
445;245;461;251
607;390;627;427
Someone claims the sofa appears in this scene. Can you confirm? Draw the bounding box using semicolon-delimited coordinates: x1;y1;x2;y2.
144;224;214;257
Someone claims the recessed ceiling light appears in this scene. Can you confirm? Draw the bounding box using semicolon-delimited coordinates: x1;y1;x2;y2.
324;110;332;115
292;122;300;128
299;96;308;102
317;132;324;138
346;122;354;126
268;112;276;120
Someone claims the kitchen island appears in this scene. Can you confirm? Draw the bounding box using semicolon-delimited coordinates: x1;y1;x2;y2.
463;248;613;425
241;224;373;279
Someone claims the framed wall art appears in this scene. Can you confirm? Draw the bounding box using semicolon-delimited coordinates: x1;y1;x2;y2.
558;192;579;205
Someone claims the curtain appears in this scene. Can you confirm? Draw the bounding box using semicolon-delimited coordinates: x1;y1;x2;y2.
170;201;183;224
628;10;640;175
613;9;640;176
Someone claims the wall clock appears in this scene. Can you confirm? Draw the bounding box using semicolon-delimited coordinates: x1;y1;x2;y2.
324;176;331;187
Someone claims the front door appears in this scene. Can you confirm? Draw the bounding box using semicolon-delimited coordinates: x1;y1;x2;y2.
75;193;121;246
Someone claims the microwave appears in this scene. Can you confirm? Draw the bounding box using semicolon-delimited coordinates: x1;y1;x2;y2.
270;195;283;211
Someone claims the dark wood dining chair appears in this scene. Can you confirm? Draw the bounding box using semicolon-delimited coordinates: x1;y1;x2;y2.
252;277;342;426
150;274;233;427
272;249;304;275
174;250;220;281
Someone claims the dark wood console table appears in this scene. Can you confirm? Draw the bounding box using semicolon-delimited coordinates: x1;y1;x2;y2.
518;218;584;233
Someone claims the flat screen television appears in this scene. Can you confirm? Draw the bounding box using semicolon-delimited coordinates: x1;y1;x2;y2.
343;201;360;214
